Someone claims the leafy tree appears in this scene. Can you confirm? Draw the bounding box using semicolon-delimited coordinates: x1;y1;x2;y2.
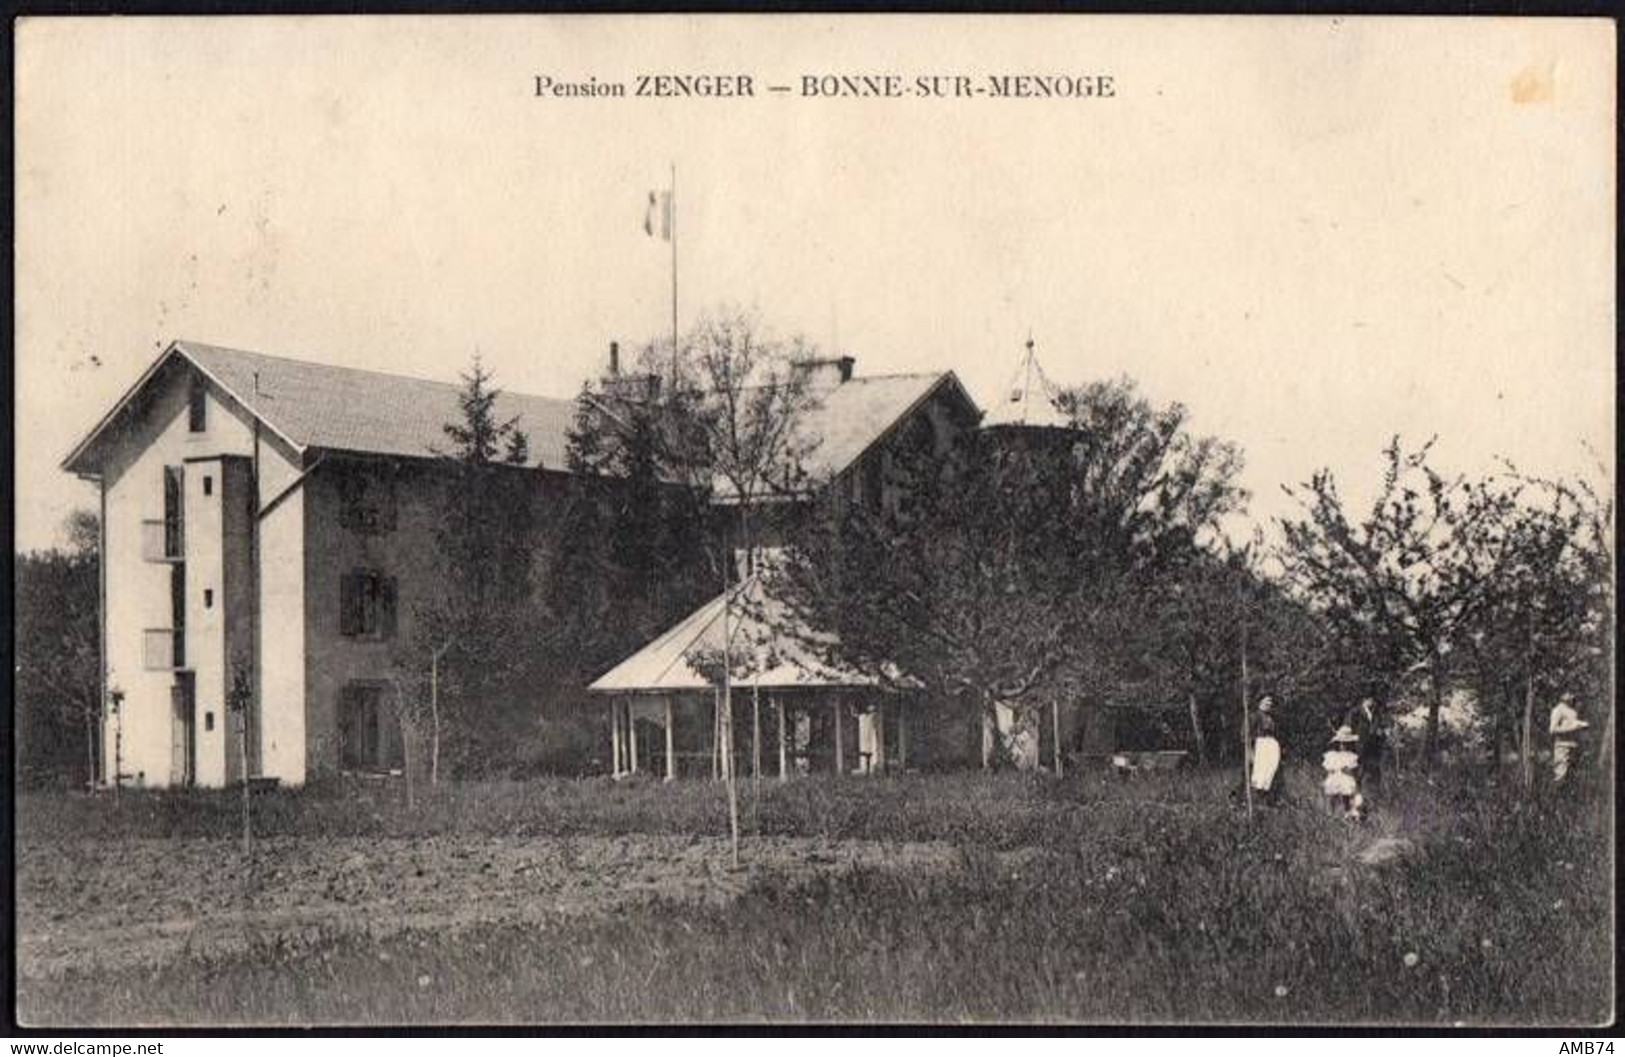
1456;469;1612;783
1112;539;1334;764
550;380;712;673
416;355;545;775
14;510;101;788
775;376;1249;768
1057;376;1247;573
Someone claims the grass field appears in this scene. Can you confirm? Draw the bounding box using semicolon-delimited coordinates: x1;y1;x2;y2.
15;765;1614;1026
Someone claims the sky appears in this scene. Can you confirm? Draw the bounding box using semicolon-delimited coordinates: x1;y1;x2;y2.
14;15;1615;551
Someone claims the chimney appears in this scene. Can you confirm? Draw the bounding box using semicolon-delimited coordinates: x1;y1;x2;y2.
600;340;662;403
792;355;857;390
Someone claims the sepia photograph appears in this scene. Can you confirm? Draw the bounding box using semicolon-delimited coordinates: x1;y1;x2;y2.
10;14;1616;1029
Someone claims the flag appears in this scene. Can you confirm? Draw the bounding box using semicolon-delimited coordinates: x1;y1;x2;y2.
643;189;672;241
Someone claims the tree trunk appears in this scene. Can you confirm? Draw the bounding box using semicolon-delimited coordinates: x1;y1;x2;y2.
1052;700;1064;778
1521;666;1537;791
776;696;788;783
1520;602;1536;790
1188;692;1207;765
752;682;762;796
723;692;740;867
981;714;994;770
1596;695;1614;780
980;693;996;771
402;717;416;812
85;713;98;790
1238;620;1252;816
1423;652;1445;769
430;654;441;785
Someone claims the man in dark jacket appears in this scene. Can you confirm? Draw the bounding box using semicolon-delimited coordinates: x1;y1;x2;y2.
1345;697;1388;791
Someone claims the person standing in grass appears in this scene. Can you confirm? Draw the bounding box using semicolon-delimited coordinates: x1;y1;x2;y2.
1548;692;1589;786
1345;696;1389;792
1321;725;1363;819
1250;695;1283;806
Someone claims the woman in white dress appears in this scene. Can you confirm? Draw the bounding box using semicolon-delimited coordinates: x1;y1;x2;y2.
1250;695;1283;805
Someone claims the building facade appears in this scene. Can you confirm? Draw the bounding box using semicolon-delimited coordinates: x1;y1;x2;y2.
63;339;979;788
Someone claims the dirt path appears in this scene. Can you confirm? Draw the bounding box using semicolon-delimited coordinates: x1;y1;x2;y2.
17;834;961;979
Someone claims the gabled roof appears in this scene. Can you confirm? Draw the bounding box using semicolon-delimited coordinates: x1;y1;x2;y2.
587;575;876;694
802;371;975;479
711;370;980;501
62;340;578;475
63;341;982;490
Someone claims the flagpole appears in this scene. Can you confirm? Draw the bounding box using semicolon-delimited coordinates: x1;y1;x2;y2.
669;161;679;394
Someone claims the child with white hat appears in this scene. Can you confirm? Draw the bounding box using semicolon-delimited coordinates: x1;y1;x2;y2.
1322;725;1364;819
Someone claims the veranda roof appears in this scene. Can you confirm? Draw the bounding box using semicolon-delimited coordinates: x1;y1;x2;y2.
587;577;877;694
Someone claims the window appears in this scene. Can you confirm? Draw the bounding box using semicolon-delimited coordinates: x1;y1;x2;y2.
338;466;398;535
203;588;214;609
162;466;185;558
203;475;213;497
205;712;215;732
339;570;397;639
188;381;207;433
169;566;186;667
338;683;402;773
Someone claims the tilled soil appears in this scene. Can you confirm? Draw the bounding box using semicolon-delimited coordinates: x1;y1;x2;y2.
17;834;963;979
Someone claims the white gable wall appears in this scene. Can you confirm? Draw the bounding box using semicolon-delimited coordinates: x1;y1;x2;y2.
98;360;307;787
258;455;306;785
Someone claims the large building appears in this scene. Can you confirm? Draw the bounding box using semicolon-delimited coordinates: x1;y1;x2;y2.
61;340;979;788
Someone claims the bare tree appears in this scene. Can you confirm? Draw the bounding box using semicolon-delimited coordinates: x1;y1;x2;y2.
635;306;822;862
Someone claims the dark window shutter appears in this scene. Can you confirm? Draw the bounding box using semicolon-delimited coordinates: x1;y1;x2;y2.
381;689;404;770
338;474;356;531
338;686;359;770
380;470;398;532
381;577;399;639
363;689;381;769
339;573;360;636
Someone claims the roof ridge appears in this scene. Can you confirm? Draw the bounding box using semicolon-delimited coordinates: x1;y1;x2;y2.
840;370;947;383
179;339;942;400
176;339;574;405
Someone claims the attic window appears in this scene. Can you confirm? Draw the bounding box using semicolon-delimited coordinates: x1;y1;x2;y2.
188;381;207;433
